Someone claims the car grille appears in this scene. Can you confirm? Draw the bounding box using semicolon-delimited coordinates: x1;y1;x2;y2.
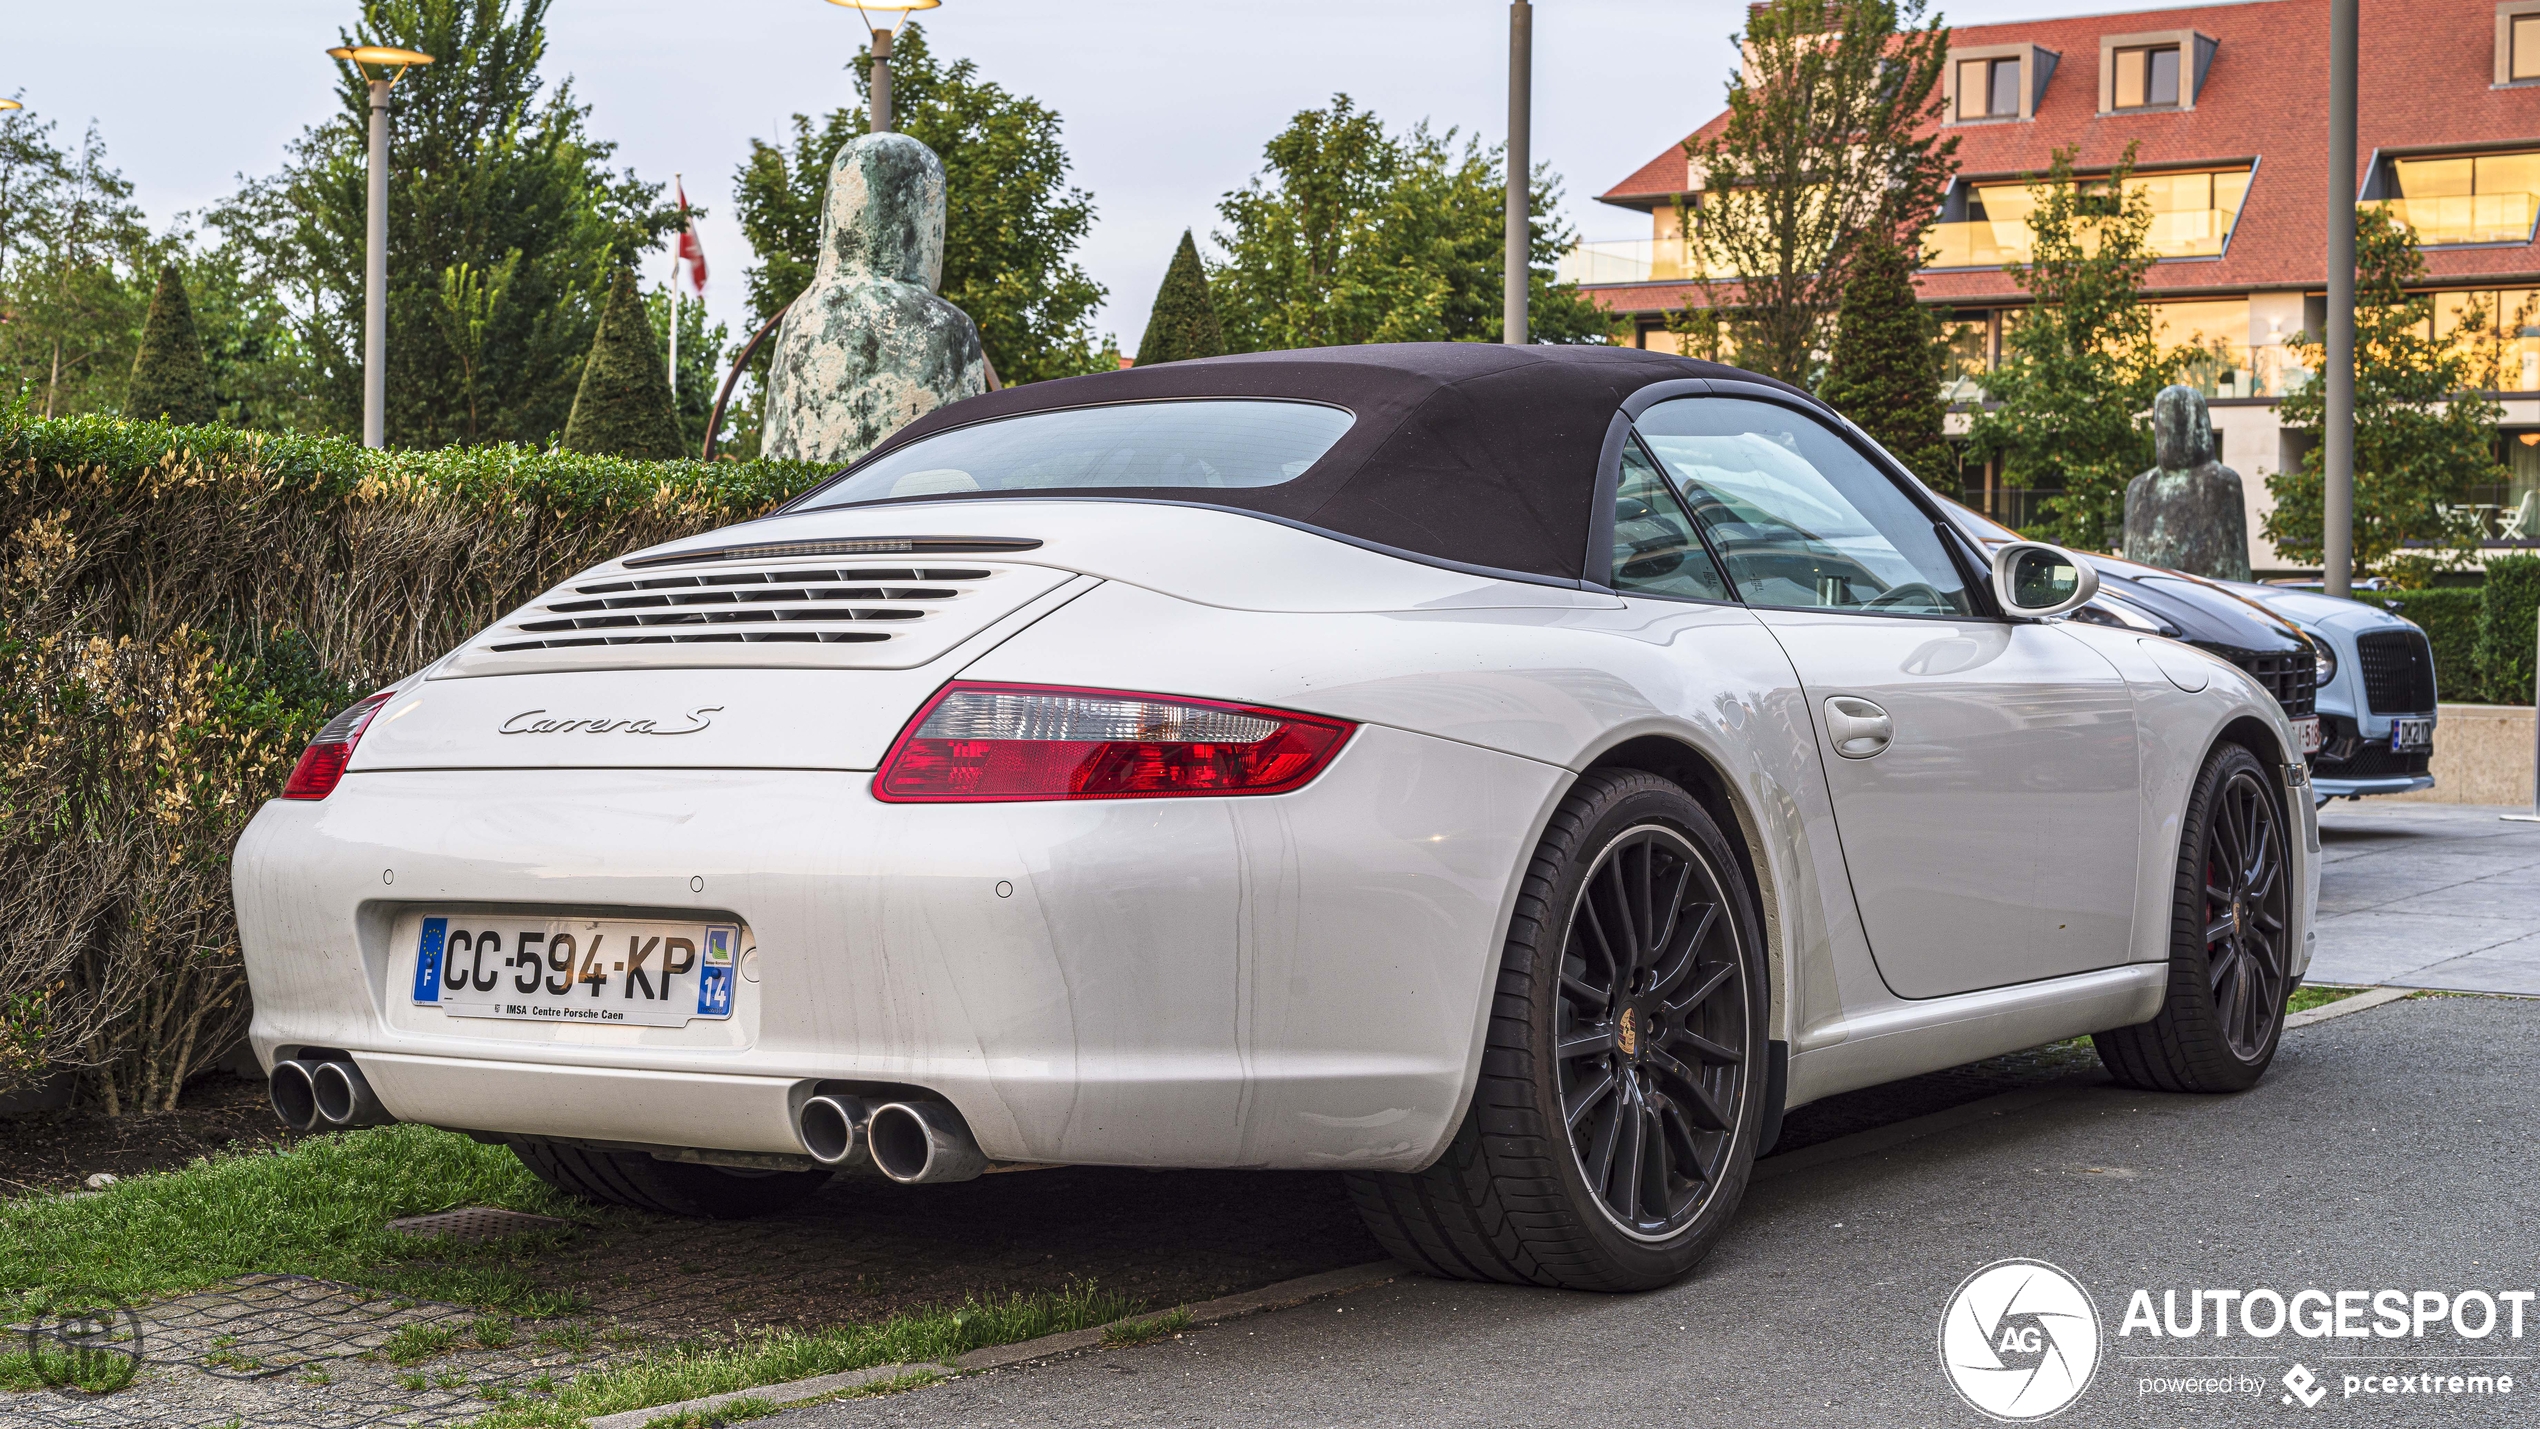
2320;744;2431;779
439;558;1076;677
2355;629;2437;714
2201;645;2317;719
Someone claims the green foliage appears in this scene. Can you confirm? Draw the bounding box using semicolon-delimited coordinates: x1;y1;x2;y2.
209;0;679;446
564;270;684;459
2477;554;2540;704
0;1125;579;1312
466;1283;1133;1428
0;113;157;419
646;285;733;457
2264;208;2506;578
734;24;1106;388
1677;0;1955;386
1135;231;1224;366
126;264;216;425
1818;234;1952;485
1965;145;2174;549
2361;588;2484;703
0;410;824;1106
1211;96;1611;351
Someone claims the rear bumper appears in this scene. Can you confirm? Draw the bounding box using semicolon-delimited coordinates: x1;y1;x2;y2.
234;727;1561;1172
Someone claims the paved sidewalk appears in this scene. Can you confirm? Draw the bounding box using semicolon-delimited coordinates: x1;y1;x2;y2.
766;993;2540;1428
2308;802;2540;994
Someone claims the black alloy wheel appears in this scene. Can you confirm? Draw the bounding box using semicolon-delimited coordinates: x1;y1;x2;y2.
1556;824;1749;1239
1347;770;1767;1292
2096;742;2294;1093
2201;765;2289;1060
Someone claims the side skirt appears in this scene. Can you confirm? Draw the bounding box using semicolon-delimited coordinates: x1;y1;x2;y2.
1784;964;2165;1110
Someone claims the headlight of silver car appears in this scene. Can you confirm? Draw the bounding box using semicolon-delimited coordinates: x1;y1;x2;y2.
2312;638;2337;688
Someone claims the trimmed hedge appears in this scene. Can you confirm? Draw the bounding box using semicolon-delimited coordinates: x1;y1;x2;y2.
2476;554;2540;706
2361;588;2485;704
0;410;832;1112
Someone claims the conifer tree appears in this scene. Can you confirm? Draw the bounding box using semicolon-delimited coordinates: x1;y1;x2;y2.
126;263;217;425
1135;230;1224;365
562;269;684;459
1819;234;1951;485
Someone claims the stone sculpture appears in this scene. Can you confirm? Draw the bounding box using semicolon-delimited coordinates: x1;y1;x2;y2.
761;133;988;464
2122;384;2251;581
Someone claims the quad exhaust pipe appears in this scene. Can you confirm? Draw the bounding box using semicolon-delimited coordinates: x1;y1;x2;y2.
794;1093;987;1184
269;1055;397;1132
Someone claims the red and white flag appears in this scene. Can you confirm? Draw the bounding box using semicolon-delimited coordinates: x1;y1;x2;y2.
674;178;707;296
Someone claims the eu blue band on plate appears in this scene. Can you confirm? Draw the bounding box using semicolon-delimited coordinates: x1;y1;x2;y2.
413;917;447;1004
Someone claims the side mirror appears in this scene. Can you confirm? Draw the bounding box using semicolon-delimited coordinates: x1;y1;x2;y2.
1991;541;2100;618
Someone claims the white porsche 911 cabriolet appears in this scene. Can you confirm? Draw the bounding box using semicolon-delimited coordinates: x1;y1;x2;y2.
237;344;2317;1293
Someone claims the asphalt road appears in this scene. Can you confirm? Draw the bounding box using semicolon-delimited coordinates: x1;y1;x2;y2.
774;992;2540;1428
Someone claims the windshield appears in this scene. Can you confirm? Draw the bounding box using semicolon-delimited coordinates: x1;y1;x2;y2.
793;399;1356;510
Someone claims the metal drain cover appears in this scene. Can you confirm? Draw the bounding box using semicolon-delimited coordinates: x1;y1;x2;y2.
387;1207;574;1241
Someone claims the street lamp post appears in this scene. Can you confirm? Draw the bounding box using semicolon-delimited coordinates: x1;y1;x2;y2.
2323;0;2357;598
327;45;434;449
826;1;941;134
1504;0;1532;346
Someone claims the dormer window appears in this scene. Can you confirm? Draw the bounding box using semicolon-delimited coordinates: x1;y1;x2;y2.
2497;2;2540;85
2097;29;2216;113
2113;45;2182;109
1945;43;2058;124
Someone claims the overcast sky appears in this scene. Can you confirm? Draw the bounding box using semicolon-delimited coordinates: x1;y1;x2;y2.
4;0;2054;356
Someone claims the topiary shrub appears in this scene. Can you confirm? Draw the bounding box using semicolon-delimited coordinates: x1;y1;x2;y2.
126;264;217;426
563;270;687;459
2477;554;2540;705
1133;231;1225;366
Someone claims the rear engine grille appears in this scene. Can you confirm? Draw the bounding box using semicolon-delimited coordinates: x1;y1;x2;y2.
439;556;1075;677
2206;646;2317;720
491;566;991;651
2355;629;2437;714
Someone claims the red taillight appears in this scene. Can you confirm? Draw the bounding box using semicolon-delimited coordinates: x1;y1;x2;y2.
874;683;1354;803
282;691;395;800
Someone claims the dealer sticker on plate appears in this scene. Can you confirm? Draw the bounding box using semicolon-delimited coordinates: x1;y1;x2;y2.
411;916;741;1026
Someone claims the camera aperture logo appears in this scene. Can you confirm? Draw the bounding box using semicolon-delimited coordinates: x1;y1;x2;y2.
22;1285;143;1395
1941;1259;2103;1420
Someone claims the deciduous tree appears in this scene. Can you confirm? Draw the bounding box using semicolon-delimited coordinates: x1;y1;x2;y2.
1677;0;1955;387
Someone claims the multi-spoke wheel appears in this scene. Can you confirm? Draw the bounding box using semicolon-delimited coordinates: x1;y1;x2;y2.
2096;742;2294;1093
1555;824;1748;1239
1347;770;1766;1291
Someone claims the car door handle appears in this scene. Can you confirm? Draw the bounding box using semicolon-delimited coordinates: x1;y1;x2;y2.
1823;696;1893;759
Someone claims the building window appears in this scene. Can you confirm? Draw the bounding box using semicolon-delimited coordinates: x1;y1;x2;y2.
1924;166;2253;269
2377;151;2540;246
1957;57;2019;119
2113;45;2181;108
2518;14;2540;80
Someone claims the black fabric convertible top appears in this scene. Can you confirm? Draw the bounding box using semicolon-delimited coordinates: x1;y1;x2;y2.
800;343;1806;584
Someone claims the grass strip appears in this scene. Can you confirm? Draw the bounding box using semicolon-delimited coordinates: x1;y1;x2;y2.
0;1124;591;1319
2288;984;2371;1015
466;1282;1136;1429
1101;1305;1194;1348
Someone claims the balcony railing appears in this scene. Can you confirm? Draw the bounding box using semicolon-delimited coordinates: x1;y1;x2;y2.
1922;207;2241;269
1556;238;1702;286
2372;193;2540;247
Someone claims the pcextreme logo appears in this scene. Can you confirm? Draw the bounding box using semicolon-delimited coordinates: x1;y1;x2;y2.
1939;1259;2103;1421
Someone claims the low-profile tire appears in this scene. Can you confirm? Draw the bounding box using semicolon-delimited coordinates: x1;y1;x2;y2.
509;1137;830;1218
1346;769;1769;1293
2095;741;2292;1094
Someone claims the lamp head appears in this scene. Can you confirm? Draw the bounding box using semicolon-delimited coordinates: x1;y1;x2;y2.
825;0;939;35
327;45;436;81
0;100;20;113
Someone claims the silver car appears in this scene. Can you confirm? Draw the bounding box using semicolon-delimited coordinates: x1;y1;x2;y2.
2226;583;2437;802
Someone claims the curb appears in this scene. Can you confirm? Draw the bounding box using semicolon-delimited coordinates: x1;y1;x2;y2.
585;1260;1405;1428
2284;985;2414;1029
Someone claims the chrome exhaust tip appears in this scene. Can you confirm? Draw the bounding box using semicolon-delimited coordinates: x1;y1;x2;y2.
797;1094;868;1167
268;1059;322;1132
865;1100;988;1184
309;1058;395;1129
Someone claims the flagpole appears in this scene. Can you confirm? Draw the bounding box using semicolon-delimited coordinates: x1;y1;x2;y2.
667;174;682;395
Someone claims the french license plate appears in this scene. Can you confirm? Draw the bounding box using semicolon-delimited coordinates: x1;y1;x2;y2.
2392;717;2433;753
2293;716;2322;755
411;917;738;1026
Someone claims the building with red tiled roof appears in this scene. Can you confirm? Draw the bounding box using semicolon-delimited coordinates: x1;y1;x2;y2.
1569;0;2540;567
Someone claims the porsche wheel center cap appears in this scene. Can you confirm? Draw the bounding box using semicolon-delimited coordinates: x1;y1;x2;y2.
1617;1007;1640;1058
